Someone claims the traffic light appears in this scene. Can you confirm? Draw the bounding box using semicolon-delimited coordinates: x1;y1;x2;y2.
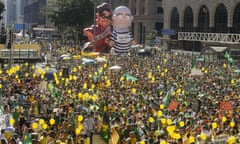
7;41;11;49
7;29;12;49
0;35;6;44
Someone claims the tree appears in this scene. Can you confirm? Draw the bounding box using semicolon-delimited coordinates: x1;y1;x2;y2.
41;0;94;40
0;1;5;21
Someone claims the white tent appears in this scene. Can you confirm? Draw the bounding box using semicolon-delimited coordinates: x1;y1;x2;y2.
14;30;30;41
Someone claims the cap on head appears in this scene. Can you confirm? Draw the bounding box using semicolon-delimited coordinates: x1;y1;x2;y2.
97;3;112;14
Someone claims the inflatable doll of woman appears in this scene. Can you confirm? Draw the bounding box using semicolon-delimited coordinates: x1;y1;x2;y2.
83;3;112;53
110;6;136;55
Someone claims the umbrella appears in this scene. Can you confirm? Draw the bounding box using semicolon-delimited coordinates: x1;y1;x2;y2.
234;69;240;73
82;58;96;65
62;56;71;60
95;57;107;63
108;65;122;70
58;54;71;62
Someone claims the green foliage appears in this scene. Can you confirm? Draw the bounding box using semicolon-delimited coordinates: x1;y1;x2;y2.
41;0;94;37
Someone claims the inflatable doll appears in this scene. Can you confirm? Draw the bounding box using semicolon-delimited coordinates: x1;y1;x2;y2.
83;3;112;53
110;6;136;55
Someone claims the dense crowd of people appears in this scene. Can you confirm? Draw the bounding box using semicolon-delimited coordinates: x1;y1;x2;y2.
0;47;239;144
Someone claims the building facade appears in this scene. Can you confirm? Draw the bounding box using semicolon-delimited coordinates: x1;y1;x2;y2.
1;0;24;27
24;0;46;28
162;0;240;50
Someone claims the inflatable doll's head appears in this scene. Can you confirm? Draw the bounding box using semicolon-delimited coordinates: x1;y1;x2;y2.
96;3;112;27
112;6;133;31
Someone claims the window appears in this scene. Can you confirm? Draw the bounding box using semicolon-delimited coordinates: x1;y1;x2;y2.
157;7;164;14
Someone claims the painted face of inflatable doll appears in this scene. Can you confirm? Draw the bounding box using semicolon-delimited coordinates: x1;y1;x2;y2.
96;3;112;27
112;6;133;30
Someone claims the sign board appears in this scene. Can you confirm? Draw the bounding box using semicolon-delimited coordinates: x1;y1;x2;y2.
0;114;11;130
14;24;25;31
220;101;233;111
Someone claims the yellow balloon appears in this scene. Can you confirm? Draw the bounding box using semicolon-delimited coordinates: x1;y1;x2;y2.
15;75;19;79
78;124;83;130
160;104;165;110
120;76;124;81
200;133;207;140
91;84;95;89
222;116;227;123
148;117;154;123
31;65;35;69
167;119;172;125
230;121;235;128
73;75;77;81
9;118;15;126
104;64;107;68
83;83;87;89
160;140;167;144
32;122;38;130
175;133;181;140
189;136;195;143
179;121;185;127
78;115;83;122
78;92;82;99
161;118;166;124
212;122;218;129
73;67;77;72
59;71;63;77
228;136;236;144
132;88;136;94
75;128;81;135
157;110;162;117
167;126;176;133
69;75;73;80
161;72;164;77
223;63;227;68
42;123;48;130
49;118;55;125
39;119;45;125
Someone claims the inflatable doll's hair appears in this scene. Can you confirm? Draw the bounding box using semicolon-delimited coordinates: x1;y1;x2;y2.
96;3;112;15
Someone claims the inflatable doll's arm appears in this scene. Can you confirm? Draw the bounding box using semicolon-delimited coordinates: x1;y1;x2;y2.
83;27;94;42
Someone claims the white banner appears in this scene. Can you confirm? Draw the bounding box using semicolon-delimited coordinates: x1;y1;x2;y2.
0;114;11;130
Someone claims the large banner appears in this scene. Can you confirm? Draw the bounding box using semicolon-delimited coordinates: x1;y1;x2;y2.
0;114;11;130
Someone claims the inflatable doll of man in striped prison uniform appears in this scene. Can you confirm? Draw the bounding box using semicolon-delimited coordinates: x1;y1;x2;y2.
110;6;136;55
